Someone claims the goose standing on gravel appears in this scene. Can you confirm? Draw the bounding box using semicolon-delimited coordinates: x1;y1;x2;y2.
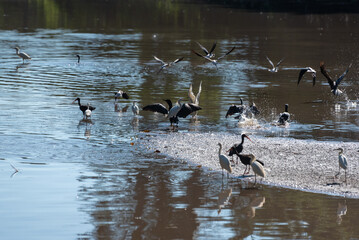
218;143;232;178
334;148;348;182
320;62;351;96
14;47;31;63
154;56;184;73
297;67;316;86
266;56;284;72
192;46;235;69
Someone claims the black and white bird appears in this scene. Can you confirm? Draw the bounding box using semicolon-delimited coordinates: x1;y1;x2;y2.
278;104;290;125
227;133;253;164
192;46;235;69
114;90;130;102
297;67;316;86
320;62;351;96
142;99;172;115
14;47;31;63
225;99;245;118
153;56;184;73
237;154;264;176
266;56;284;72
72;98;96;116
195;41;216;59
85;103;92;119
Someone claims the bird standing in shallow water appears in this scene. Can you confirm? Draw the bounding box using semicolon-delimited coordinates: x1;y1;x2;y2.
218;143;232;179
266;56;284;72
14;47;31;63
334;148;348;182
132;101;139;115
320;62;351;96
72;98;96;116
85;103;92;119
278;104;290;125
114;90;130;102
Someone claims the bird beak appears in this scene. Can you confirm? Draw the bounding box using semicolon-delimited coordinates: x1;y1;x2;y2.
245;135;253;143
71;99;77;104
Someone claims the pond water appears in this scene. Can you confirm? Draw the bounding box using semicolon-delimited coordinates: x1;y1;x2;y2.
0;0;359;239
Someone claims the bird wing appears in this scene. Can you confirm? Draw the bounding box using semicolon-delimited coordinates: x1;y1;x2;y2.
153;56;166;65
335;64;351;87
173;57;184;64
320;62;335;89
122;92;130;99
276;57;285;67
266;56;274;68
297;69;308;85
142;103;168;115
163;99;172;110
217;46;235;60
209;41;217;54
188;84;196;104
225;105;240;118
196;41;209;55
177;103;201;118
89;106;96;111
251;161;266;177
195;81;202;104
192;49;206;59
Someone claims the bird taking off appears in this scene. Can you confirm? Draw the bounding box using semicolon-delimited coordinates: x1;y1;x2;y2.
266;56;284;72
297;67;316;86
195;41;216;58
153;56;184;73
320;62;351;96
15;47;31;63
192;46;235;69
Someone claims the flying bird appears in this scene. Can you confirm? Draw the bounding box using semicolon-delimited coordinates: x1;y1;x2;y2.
320;62;351;96
153;56;184;73
72;98;96;116
192;46;235;69
297;67;316;86
278;104;290;125
195;41;216;58
266;56;284;72
114;90;130;102
334;148;348;182
14;47;31;63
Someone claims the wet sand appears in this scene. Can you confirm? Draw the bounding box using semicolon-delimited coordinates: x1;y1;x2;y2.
140;132;359;198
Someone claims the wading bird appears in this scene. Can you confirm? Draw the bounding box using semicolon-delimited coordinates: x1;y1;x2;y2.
278;104;290;125
248;154;266;185
192;46;235;69
14;47;31;63
218;143;232;178
76;55;80;64
72;98;96;116
237;154;264;176
266;56;284;72
228;134;253;163
320;62;351;96
85;103;92;119
297;67;316;86
114;90;130;102
334;148;348;182
225;99;245;118
131;101;139;115
153;56;184;73
195;41;216;58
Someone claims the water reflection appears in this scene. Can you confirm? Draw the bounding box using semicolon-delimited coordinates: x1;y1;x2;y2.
336;201;347;225
217;187;232;214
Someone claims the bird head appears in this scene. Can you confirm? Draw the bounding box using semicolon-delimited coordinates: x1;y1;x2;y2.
243;134;253;143
72;98;80;104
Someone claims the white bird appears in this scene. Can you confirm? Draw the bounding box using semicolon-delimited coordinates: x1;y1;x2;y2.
192;47;235;69
266;56;284;72
297;67;316;86
188;81;202;105
85;103;92;119
153;56;184;73
278;104;290;125
218;143;232;178
334;148;348;182
114;90;130;102
248;154;266;185
14;47;31;63
131;101;139;115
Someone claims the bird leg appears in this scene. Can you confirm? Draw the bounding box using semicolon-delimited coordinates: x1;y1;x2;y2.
242;166;247;176
335;165;340;178
246;165;251;175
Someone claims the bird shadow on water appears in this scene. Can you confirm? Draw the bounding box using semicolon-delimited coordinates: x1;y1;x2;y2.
15;63;30;71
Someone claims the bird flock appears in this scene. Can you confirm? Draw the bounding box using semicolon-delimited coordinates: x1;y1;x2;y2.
13;42;353;186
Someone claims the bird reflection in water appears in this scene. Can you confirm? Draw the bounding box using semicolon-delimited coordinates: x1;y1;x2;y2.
131;117;139;132
233;189;265;219
217;187;232;214
115;103;129;113
78;119;93;139
15;63;30;72
336;201;347;225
